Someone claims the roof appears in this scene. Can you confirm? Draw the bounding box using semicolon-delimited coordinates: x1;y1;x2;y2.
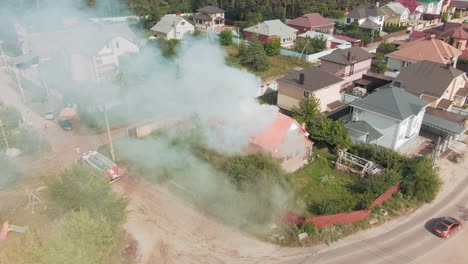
346;121;383;140
327;100;345;111
333;34;360;42
197;5;224;14
287;13;334;28
436;98;453;110
359;18;381;29
424;22;468;39
193;13;212;21
398;0;423;12
455;88;468;97
23;22;139;58
452;26;468;39
298;31;332;40
278;66;343;92
451;0;468;9
382;2;409;15
350;85;429;121
250;113;311;156
347;4;385;19
425;107;467;124
386;37;462;64
151;15;187;33
423;113;466;135
409;31;426;38
395;61;465;98
244;20;298;37
319;46;373;65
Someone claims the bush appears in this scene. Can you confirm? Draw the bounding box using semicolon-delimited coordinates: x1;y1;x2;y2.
308;117;353;150
264;38;281;56
219;29;233;46
239;35;270;71
353;169;401;196
294;36;326;55
300;222;317;236
349;144;405;171
400;156;441;203
46;165;128;228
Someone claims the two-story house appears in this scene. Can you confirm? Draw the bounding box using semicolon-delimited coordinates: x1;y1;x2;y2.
244;20;298;47
248;113;314;172
386;35;462;71
151;15;194;40
345;3;386;34
277;66;344;113
193;5;225;31
347;85;429;151
22;22;140;82
380;2;410;26
287;13;335;35
397;0;424;19
424;22;468;51
395;60;468;109
319;46;373;89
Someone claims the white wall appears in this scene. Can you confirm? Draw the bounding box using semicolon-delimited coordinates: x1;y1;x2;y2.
352;107;399;149
313;82;343;112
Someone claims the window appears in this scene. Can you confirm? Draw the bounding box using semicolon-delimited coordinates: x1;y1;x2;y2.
181;21;185;25
346;18;351;23
393;81;401;88
304;91;310;97
96;58;103;65
115;41;119;48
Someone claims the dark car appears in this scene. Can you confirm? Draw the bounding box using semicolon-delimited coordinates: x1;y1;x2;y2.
432;217;462;238
58;117;72;131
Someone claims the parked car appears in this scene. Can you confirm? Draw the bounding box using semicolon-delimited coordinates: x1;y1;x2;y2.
44;111;56;120
432;217;462;238
58;117;72;131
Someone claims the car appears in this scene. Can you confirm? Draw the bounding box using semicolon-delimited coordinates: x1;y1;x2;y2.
432;217;462;238
44;111;56;120
58;117;72;131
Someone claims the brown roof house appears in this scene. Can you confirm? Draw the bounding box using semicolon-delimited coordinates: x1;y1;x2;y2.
247;113;314;172
277;66;344;113
386;35;462;71
319;46;374;89
193;5;225;31
424;22;468;51
287;13;335;35
395;60;468;109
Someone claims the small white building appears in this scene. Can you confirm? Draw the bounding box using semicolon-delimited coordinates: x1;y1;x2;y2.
151;15;194;40
347;84;429;151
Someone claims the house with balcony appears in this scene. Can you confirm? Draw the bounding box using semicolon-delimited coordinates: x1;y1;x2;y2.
380;2;410;27
395;60;468;109
247;113;314;172
319;46;373;89
347;85;429;151
345;3;386;34
193;5;225;31
244;20;298;47
151;15;194;40
22;22;140;82
386;35;462;71
277;66;344;113
287;13;335;35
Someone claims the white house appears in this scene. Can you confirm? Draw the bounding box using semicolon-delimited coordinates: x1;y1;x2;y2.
22;22;140;82
419;0;444;15
151;15;194;40
345;3;386;34
380;2;410;26
347;84;429;151
193;5;225;31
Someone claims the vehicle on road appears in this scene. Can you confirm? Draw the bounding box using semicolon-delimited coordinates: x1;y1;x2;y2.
432;217;462;238
44;111;56;120
78;151;122;183
58;117;72;130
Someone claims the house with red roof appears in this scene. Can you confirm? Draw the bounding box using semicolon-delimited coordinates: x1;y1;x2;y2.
424;22;468;52
247;113;314;172
287;13;335;35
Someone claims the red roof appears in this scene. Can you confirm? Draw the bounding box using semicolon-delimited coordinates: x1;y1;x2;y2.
333;34;360;42
409;31;425;38
398;0;422;12
249;113;310;156
287;13;334;29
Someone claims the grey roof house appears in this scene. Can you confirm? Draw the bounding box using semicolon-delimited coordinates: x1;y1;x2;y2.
151;15;194;40
243;19;298;47
347;84;429;151
345;4;385;33
193;5;225;31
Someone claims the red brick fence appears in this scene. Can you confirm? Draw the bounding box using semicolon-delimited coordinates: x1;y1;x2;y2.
283;182;400;228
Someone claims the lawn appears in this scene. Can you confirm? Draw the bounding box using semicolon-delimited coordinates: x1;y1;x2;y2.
224;44;313;81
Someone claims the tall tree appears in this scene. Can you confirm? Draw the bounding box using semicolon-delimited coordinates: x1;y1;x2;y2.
292;94;321;125
239;35;270;71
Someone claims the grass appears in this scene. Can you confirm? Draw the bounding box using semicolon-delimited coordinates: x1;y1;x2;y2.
224;44;313;80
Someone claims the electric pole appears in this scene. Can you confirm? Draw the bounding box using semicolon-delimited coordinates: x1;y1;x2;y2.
104;107;116;162
0;120;9;149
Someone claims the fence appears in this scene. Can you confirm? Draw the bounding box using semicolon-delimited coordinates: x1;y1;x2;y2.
283;182;401;228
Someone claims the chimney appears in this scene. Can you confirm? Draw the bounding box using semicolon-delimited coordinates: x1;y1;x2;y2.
445;63;451;69
299;73;305;85
347;51;351;61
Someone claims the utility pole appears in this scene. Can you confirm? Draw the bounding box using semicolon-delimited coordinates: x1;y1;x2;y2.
104;107;116;162
432;136;441;167
237;28;240;50
0;120;9;149
0;41;26;102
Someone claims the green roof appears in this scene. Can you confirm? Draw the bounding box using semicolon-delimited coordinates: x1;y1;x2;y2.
350;85;429;121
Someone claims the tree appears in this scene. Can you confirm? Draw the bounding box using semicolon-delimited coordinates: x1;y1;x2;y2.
157;38;180;57
219;29;233;46
400;156;441;203
353;169;402;196
371;53;387;74
292;94;321;126
239;35;270;71
294;36;326;55
441;12;449;22
264;38;281;56
308;116;352;149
